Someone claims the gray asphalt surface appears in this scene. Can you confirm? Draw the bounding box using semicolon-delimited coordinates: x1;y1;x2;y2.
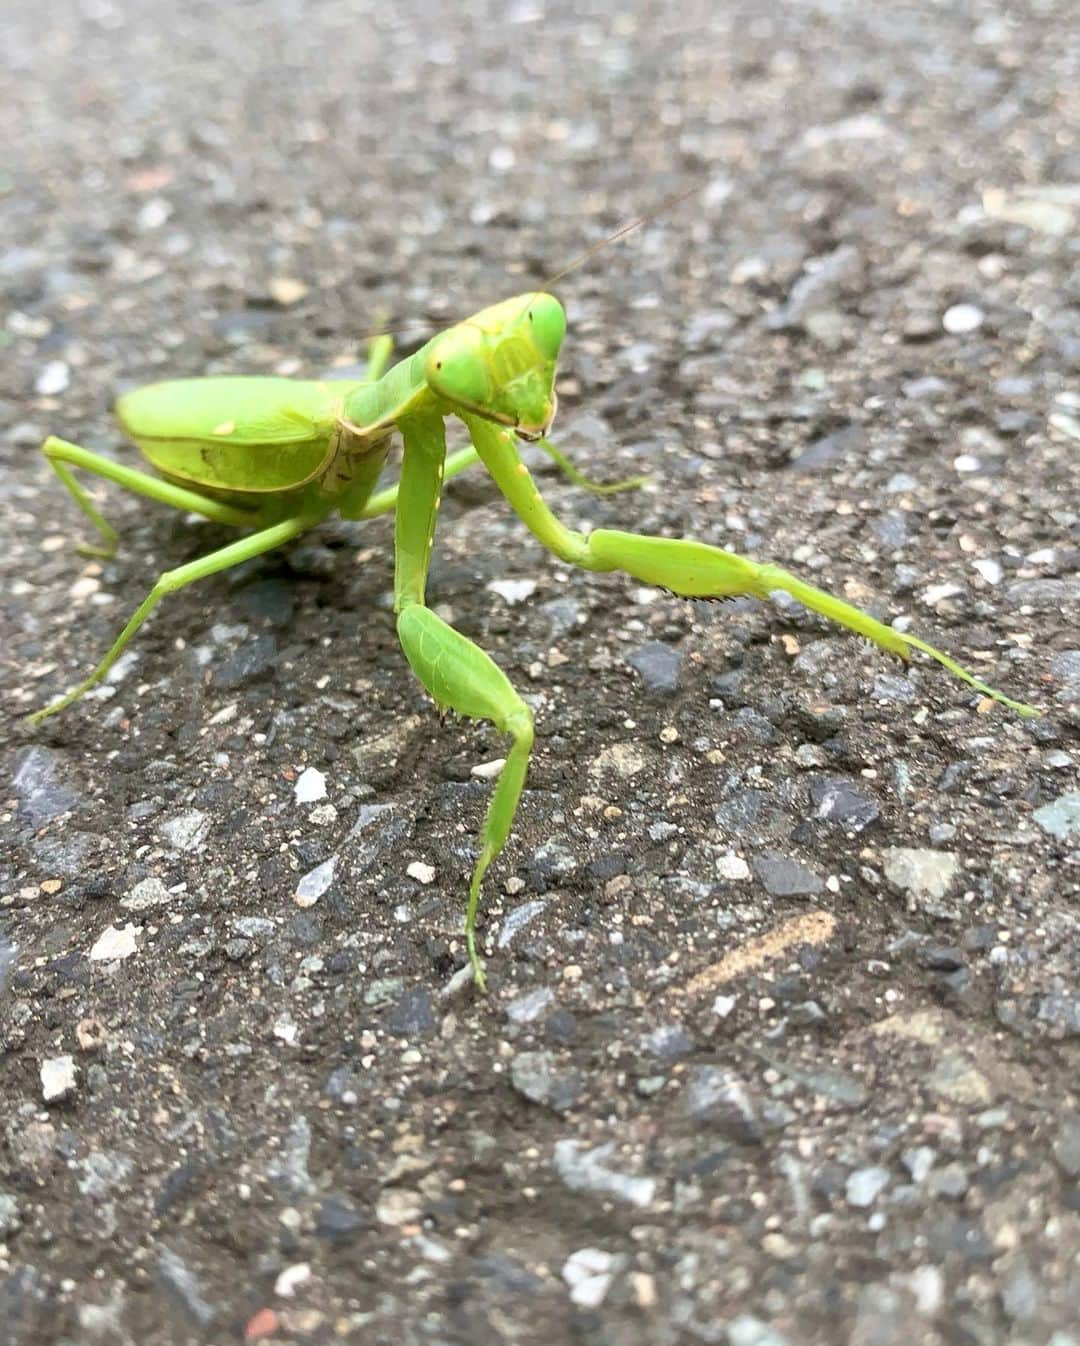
2;1;1079;1343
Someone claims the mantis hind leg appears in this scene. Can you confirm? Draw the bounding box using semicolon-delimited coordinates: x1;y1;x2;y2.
41;436;260;559
28;514;316;725
392;411;534;988
461;414;1038;719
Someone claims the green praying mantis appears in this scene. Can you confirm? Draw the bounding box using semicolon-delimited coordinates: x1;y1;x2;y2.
29;235;1038;988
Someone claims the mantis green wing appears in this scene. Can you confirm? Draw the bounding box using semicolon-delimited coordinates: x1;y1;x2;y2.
117;376;355;494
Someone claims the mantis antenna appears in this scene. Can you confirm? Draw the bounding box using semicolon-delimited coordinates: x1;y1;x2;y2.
535;180;705;291
351;181;705;345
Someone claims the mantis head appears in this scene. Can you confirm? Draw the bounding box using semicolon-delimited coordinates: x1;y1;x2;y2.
425;293;566;440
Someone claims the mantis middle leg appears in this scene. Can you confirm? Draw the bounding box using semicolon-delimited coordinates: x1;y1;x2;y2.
392;411;534;988
460;415;1037;718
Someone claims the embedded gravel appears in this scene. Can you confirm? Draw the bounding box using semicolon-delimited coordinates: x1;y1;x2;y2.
2;1;1079;1344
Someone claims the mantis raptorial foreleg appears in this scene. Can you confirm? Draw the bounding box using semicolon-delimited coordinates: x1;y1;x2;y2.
28;514;316;725
42;436;260;558
392;411;534;987
461;415;1038;719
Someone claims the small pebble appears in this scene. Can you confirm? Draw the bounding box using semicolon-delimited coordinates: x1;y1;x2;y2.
35;360;70;395
472;758;506;781
387;988;436;1038
245;1309;280;1340
942;304;984;334
295;857;336;907
375;1188;422;1226
922;582;964;606
846;1165;890;1208
40;1055;78;1103
136;197;172;229
562;1247;616;1309
89;923;140;962
294;768;327;804
882;848;959;901
928;1162;969;1199
158;810;211;853
1033;792;1080;840
727;1316;794;1346
234;917;275;939
553;1140;656;1208
752;854;824;898
268;276;309;306
716;853;750;881
498;899;547;948
75;1018;107;1052
626;641;682;695
902;1146;936;1183
120;877;171;911
0;1195;20;1235
511;1051;581;1112
972;558;1002;584
488;578;538;605
505;987;555;1023
274;1263;311;1298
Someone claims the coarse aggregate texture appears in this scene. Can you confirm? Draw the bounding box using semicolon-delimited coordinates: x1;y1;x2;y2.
2;0;1079;1343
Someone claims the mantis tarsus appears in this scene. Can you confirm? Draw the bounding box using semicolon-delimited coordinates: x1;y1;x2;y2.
30;284;1038;988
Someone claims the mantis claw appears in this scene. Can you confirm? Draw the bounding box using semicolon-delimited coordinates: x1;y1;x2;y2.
580;471;650;496
467;933;488;993
76;540;118;560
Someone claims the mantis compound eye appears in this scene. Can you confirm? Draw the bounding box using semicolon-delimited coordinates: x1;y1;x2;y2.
527;294;566;361
426;335;489;408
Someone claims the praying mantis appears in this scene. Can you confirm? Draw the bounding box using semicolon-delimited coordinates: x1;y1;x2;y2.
29;246;1038;988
